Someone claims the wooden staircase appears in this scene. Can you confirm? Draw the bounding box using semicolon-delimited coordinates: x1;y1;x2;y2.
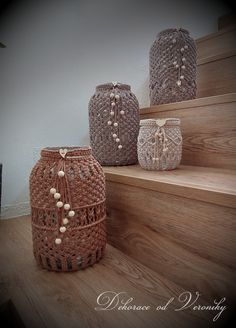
104;17;236;310
1;16;236;328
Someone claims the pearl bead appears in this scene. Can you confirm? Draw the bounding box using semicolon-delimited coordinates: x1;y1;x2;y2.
176;80;181;86
175;64;179;68
111;102;116;107
180;75;184;80
114;122;118;127
112;134;117;138
115;95;120;100
60;226;66;233
58;170;65;177
172;38;176;43
64;203;70;210
184;45;188;49
50;188;56;195
110;111;114;116
182;65;186;69
110;93;115;99
120;110;125;115
163;64;167;68
181;47;184;52
173;61;177;65
55;238;62;245
63;218;69;225
68;210;75;217
115;138;120;143
163;148;168;152
118;145;122;149
56;201;63;208
54;193;61;199
108;121;112;125
182;57;186;62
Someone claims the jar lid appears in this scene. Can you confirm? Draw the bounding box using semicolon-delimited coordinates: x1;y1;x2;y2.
41;147;92;159
140;118;180;127
96;82;131;91
157;28;189;37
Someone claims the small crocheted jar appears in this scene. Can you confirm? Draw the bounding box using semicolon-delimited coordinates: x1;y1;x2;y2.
138;118;182;170
89;82;140;166
149;28;196;105
29;147;106;271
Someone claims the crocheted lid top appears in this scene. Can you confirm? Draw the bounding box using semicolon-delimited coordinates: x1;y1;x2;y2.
157;28;189;37
41;147;92;159
96;82;131;92
140;118;180;127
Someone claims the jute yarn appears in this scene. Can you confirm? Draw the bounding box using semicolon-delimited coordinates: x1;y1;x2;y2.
138;118;182;170
89;82;139;166
149;28;196;105
30;147;106;271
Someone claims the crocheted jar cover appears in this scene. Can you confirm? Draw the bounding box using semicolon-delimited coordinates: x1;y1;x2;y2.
89;82;140;166
149;28;197;105
29;147;106;272
138;118;182;170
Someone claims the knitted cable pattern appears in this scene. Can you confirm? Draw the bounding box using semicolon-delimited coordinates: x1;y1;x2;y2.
149;28;197;105
29;147;106;271
138;119;182;170
89;82;140;166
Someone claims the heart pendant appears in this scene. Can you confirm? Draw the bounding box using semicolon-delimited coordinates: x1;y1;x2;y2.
59;148;68;158
156;119;167;127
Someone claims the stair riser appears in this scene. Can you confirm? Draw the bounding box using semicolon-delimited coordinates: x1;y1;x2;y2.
140;99;236;170
197;27;236;60
106;181;236;299
197;54;236;98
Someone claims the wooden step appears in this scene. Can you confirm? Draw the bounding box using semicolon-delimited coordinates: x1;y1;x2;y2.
0;216;213;328
140;93;236;170
196;25;236;60
218;13;236;30
196;51;236;98
104;165;236;300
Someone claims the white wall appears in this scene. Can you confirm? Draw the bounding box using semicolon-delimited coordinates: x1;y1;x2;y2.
0;0;228;218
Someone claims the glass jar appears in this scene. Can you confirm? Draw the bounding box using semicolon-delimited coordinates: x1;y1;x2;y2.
138;118;182;170
89;82;139;166
149;28;196;105
30;147;106;271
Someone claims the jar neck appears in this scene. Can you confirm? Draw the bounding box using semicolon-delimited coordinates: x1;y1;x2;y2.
140;118;180;127
41;147;92;160
96;82;131;92
157;28;189;38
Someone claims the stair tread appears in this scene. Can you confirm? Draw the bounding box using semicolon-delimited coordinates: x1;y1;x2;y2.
0;215;208;328
140;92;236;114
196;24;236;43
104;165;236;208
197;49;236;65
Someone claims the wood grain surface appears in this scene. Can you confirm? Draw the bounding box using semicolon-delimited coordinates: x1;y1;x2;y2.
196;52;236;98
140;94;236;170
196;25;236;60
0;216;215;328
103;165;236;208
105;180;236;301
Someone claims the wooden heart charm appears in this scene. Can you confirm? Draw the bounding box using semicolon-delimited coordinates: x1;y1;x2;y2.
59;148;68;158
156;119;167;127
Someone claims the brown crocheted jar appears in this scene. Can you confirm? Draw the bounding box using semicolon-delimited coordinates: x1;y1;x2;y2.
89;82;139;166
29;147;106;272
149;28;196;105
138;119;182;170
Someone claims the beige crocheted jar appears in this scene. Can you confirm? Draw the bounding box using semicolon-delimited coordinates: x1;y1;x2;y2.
89;82;139;166
29;147;106;272
138;119;182;170
149;28;196;105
